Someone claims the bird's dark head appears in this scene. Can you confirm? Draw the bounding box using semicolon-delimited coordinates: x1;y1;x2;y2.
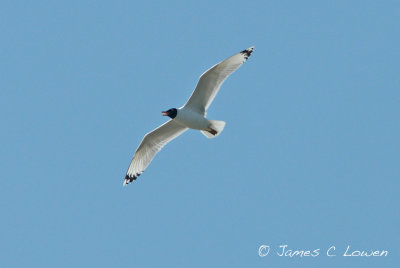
161;108;177;119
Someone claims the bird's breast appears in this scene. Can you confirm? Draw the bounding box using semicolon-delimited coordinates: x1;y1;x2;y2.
174;108;209;130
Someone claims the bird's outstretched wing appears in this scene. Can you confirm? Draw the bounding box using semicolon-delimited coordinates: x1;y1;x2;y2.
124;120;188;185
184;46;254;115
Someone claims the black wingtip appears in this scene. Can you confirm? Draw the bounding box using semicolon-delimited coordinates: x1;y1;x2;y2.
241;46;254;60
123;173;141;185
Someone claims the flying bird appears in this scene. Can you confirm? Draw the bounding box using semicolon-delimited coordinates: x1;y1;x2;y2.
124;46;254;185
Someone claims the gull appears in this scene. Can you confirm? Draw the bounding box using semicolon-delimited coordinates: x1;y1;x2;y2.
123;46;254;185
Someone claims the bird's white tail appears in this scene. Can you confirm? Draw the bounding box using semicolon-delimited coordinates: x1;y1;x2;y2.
201;120;226;138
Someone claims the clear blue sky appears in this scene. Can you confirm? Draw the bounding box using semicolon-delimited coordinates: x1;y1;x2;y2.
1;1;399;267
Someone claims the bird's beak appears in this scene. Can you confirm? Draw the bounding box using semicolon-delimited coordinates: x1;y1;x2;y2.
161;111;168;116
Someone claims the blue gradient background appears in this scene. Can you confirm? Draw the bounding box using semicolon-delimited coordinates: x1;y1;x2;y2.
1;1;399;267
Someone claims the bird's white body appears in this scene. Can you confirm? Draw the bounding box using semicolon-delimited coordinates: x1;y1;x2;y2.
174;107;209;130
